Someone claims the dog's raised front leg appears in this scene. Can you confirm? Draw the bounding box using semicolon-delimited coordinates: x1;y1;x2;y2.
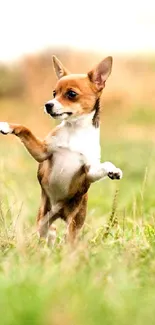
0;122;50;162
87;161;123;183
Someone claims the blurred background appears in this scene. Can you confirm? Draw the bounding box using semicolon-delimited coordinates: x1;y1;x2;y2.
0;0;155;137
0;0;155;221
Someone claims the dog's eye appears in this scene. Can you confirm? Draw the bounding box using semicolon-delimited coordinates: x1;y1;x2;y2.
66;90;77;100
53;90;56;98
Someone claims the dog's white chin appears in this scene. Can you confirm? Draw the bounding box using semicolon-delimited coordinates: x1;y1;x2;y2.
53;113;69;120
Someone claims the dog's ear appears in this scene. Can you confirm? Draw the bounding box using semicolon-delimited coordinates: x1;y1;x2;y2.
52;55;70;79
88;56;113;91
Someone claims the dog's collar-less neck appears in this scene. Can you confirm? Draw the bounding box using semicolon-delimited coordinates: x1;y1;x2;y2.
92;98;100;128
62;98;101;129
64;111;95;128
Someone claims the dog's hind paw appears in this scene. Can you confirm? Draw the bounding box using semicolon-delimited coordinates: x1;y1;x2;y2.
0;122;13;135
108;168;123;180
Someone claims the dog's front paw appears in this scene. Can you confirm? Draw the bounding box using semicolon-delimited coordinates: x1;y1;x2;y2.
102;162;123;180
0;122;13;135
108;168;123;180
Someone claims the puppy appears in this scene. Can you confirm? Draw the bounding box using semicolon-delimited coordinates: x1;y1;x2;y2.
0;56;122;244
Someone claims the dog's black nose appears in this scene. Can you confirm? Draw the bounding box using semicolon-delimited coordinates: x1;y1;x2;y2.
45;103;54;114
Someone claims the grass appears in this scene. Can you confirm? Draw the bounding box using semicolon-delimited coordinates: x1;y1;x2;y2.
0;135;155;325
128;105;155;126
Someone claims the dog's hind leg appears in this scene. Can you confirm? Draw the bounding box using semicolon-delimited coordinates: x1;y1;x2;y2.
66;194;88;244
37;190;51;239
37;190;62;245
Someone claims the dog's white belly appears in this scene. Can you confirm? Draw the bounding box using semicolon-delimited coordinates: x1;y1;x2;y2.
44;119;101;206
47;148;85;204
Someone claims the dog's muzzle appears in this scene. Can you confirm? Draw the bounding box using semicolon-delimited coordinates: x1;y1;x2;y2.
44;102;73;119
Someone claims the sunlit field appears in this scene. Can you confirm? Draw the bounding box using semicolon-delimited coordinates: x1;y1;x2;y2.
0;52;155;324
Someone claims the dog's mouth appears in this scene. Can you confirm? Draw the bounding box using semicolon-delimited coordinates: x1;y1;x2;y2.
50;112;73;119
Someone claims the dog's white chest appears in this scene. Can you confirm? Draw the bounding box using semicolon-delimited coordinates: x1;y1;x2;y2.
49;122;101;165
68;126;100;164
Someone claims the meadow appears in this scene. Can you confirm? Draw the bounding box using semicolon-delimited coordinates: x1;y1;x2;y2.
0;51;155;324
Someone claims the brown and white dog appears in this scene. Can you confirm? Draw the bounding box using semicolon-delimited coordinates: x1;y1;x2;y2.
0;56;122;244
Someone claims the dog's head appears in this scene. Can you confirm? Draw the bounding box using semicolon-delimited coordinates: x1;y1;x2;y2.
44;55;112;121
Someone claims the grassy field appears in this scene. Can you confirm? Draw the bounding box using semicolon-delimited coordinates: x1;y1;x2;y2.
0;102;155;325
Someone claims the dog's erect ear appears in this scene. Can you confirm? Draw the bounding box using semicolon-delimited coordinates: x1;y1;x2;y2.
88;56;113;91
52;55;70;79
